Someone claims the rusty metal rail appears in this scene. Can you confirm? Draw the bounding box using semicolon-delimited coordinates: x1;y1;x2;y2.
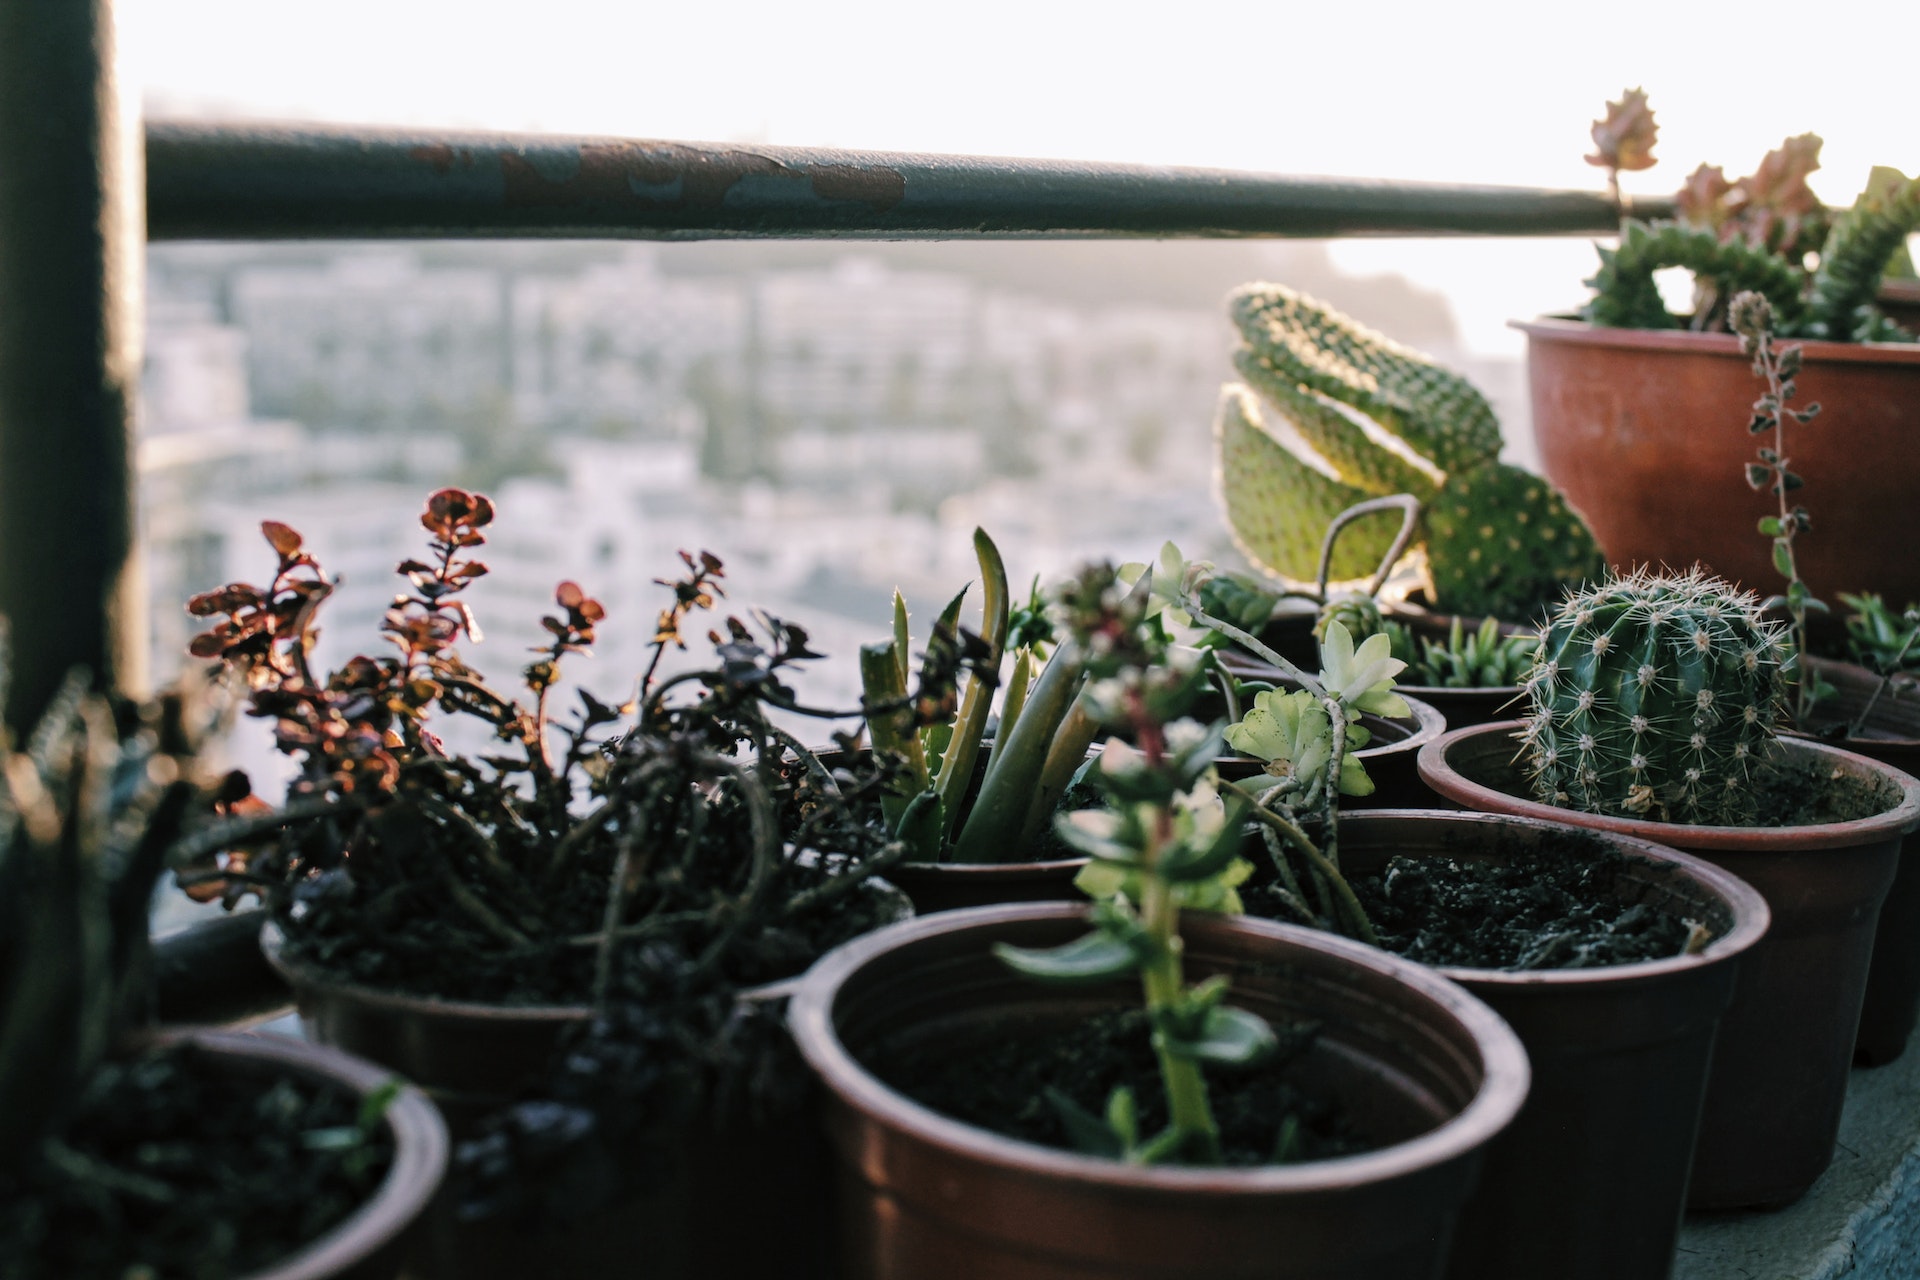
146;121;1667;243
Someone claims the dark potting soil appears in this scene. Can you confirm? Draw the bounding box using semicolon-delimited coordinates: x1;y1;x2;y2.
0;1044;394;1280
1244;838;1706;971
279;859;902;1008
1746;758;1898;827
871;1009;1370;1166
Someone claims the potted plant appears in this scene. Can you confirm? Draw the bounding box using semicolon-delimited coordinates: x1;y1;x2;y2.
0;671;447;1279
1417;567;1920;1210
788;563;1530;1279
181;491;922;1276
1522;89;1920;609
179;489;910;1109
1823;595;1920;1063
852;534;1441;910
1189;600;1769;1278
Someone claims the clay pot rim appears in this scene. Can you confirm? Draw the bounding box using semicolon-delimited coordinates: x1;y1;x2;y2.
789;901;1530;1195
262;920;593;1023
145;1028;449;1280
1513;316;1920;365
1333;808;1771;989
890;854;1090;880
1417;722;1920;850
260;922;809;1025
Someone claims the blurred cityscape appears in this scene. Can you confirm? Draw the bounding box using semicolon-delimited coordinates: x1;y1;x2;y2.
141;238;1531;795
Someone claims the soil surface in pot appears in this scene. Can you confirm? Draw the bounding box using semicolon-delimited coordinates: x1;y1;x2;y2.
871;1009;1370;1166
1248;839;1709;970
0;1042;395;1280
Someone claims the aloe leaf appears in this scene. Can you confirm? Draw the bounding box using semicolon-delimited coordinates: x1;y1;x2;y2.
951;642;1085;864
859;641;929;829
935;529;1011;839
891;591;911;688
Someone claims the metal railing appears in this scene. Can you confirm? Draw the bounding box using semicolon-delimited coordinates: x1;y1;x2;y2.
146;121;1665;242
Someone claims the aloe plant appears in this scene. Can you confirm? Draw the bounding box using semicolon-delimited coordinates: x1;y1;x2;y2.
860;529;1108;865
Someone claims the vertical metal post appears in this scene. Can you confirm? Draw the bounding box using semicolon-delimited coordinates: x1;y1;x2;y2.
0;0;146;731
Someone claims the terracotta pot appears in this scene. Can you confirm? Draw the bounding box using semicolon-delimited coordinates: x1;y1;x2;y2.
1802;656;1920;1065
1879;279;1920;333
1418;723;1920;1209
1520;317;1920;612
789;902;1530;1280
165;1029;448;1280
1260;812;1768;1280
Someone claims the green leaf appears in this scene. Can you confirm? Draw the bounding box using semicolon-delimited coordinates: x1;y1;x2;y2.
1758;516;1783;536
1161;1004;1279;1066
1159;798;1252;884
1044;1087;1123;1158
1772;539;1795;579
357;1079;403;1132
994;931;1140;983
1105;1086;1139;1150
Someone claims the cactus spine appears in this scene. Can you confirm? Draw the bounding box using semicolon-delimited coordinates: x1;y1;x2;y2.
1518;568;1790;826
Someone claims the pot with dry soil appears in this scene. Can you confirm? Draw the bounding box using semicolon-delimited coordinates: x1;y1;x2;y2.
789;903;1529;1280
1241;810;1767;1280
1419;723;1920;1209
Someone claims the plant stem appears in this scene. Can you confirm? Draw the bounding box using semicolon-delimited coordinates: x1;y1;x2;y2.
1136;798;1220;1163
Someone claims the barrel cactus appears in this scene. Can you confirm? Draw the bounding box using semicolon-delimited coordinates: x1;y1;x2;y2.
1517;568;1791;826
1215;285;1605;620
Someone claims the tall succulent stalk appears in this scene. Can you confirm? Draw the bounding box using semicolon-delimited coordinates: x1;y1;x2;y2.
1728;291;1831;724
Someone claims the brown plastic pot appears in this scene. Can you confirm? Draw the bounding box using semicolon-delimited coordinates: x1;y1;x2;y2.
1264;812;1768;1280
262;890;904;1280
1802;656;1920;1065
789;902;1530;1280
1418;722;1920;1209
1520;317;1920;612
158;1029;448;1280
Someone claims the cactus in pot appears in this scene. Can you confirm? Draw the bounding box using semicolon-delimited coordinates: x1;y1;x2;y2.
1517;568;1792;826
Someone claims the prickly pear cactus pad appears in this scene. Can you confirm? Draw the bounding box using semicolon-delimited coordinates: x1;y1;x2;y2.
1425;462;1608;622
1518;568;1791;826
1216;284;1605;618
1213;384;1399;583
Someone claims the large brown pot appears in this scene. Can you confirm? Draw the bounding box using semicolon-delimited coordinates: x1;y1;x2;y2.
1802;656;1920;1065
1272;812;1768;1280
176;1030;448;1280
789;902;1530;1280
1418;723;1920;1209
262;902;895;1280
1520;317;1920;611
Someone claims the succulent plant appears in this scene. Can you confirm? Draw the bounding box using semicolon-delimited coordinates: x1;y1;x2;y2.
1215;286;1604;620
1517;568;1791;826
1581;91;1920;341
0;663;208;1178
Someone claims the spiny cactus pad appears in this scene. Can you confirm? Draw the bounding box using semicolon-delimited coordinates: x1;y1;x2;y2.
1214;384;1400;583
1518;568;1790;826
1216;285;1604;617
1425;462;1607;622
1230;285;1502;475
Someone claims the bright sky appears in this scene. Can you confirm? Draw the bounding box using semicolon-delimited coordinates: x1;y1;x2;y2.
126;0;1920;354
